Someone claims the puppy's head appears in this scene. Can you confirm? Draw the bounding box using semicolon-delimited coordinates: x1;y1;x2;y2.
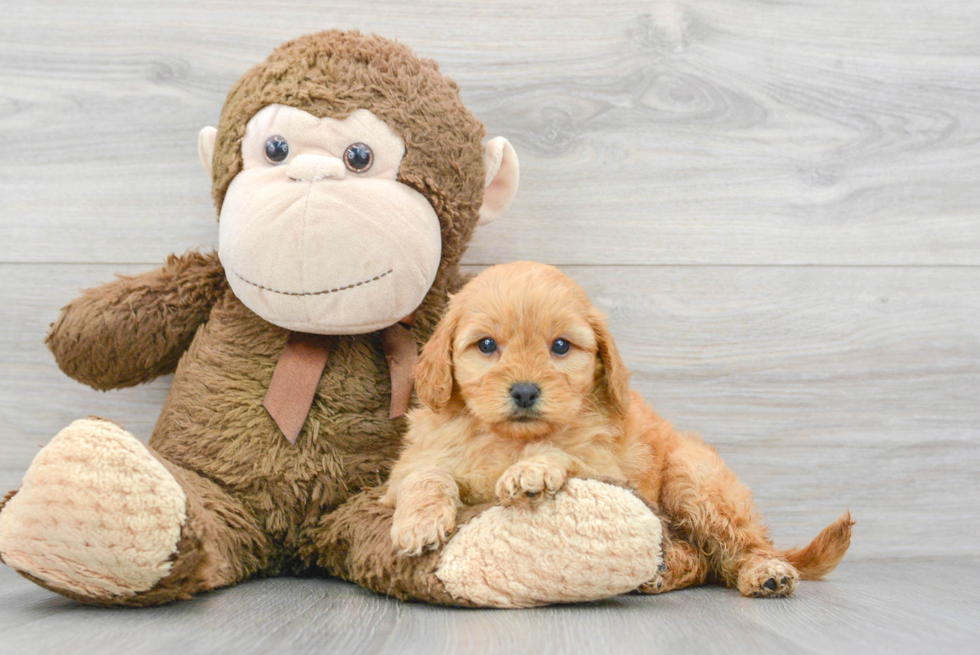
415;261;631;439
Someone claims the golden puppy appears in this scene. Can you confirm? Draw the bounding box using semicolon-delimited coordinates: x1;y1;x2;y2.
383;261;852;597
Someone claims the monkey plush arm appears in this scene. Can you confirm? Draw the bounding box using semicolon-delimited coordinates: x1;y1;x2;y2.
46;250;228;390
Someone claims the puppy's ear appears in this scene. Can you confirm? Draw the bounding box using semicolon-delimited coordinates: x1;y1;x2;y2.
589;308;632;420
415;303;459;412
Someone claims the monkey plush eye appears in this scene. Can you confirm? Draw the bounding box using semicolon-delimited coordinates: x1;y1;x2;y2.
344;142;374;172
551;338;571;356
477;337;497;354
264;135;289;164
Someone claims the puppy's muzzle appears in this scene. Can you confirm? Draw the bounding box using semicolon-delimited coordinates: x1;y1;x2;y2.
509;382;540;409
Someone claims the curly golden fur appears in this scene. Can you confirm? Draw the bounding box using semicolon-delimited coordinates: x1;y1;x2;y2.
384;261;853;597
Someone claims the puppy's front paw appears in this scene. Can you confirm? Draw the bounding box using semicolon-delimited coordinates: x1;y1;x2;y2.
495;460;567;506
390;500;457;557
737;556;800;598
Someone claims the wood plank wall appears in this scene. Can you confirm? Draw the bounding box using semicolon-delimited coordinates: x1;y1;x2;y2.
0;0;977;559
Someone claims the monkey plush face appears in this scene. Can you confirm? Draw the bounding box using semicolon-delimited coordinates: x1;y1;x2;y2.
215;104;441;334
197;31;519;336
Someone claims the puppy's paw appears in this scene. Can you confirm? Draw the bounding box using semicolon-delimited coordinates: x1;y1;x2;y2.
637;539;708;595
495;459;567;506
737;556;799;598
637;561;669;594
390;500;457;557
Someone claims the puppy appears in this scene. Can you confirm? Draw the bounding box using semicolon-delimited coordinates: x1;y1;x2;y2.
382;261;853;597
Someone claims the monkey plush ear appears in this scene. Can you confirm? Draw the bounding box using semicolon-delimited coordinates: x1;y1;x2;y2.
478;137;520;225
198;126;218;178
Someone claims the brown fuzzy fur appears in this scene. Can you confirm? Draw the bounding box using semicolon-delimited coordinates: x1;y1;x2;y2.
210;30;486;275
46;251;228;391
13;31;492;606
385;262;853;597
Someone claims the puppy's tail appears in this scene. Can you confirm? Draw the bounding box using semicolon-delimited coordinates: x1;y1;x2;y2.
780;511;855;580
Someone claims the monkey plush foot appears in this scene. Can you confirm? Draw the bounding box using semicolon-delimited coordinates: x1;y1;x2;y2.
435;479;663;608
0;418;186;600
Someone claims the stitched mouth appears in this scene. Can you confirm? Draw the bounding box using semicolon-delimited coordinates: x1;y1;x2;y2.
233;268;393;297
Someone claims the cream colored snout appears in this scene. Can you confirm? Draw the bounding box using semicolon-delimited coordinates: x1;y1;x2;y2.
287;154;346;182
204;104;521;335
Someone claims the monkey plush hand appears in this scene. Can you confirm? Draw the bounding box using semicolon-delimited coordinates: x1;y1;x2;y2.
0;32;663;608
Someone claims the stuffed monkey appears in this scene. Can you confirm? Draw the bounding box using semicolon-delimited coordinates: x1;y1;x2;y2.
0;31;663;608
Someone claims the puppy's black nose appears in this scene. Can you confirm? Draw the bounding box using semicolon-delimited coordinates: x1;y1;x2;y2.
510;382;540;409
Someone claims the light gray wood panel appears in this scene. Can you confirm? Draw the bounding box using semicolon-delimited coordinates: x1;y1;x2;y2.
1;559;978;655
0;264;174;469
1;263;977;559
1;0;978;265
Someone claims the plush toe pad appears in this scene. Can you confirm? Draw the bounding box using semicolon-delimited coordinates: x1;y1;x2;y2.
436;478;663;608
0;418;186;599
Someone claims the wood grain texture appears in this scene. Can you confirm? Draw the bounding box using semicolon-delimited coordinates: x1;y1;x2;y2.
0;0;978;264
1;263;976;559
1;560;978;655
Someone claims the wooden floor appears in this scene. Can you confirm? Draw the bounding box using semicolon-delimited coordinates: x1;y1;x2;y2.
1;0;978;652
2;560;978;655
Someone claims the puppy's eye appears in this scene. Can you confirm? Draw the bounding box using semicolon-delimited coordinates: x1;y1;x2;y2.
551;338;571;356
477;337;497;354
344;142;374;172
264;135;289;164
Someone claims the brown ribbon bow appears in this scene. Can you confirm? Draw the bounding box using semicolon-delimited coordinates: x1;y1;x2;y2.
263;315;418;444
